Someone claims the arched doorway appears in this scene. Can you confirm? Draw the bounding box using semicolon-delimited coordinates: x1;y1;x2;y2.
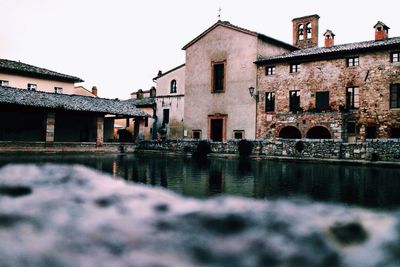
279;126;302;139
306;126;332;139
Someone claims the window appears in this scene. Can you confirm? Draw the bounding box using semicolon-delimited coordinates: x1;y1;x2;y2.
346;87;359;109
212;62;225;93
27;83;37;91
290;64;300;73
306;23;312;39
391;52;400;62
297;24;304;40
233;130;244;140
265;92;275;112
346;57;359;67
144;117;149;127
192;130;201;139
315;91;329;111
390;84;400;108
366;126;377;139
170;80;177;93
0;80;9;86
163;109;170;125
391;128;400;138
289;90;300;112
347;122;356;134
54;87;63;94
265;66;276;76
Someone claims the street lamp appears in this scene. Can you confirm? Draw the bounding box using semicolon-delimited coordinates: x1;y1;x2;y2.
248;86;259;101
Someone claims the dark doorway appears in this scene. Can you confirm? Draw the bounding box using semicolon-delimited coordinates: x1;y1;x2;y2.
366;126;376;139
210;119;223;142
306;126;332;139
316;91;329;111
279;126;302;139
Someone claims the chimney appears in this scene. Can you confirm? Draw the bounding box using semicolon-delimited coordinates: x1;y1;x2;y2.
323;30;335;48
292;14;320;49
374;21;389;41
91;86;98;96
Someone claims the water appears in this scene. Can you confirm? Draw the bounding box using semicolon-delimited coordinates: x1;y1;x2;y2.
0;152;399;210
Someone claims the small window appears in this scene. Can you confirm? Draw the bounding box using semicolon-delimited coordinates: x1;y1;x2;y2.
315;91;329;111
390;128;400;138
170;80;177;93
212;62;225;93
233;130;244;140
306;23;312;39
54;87;63;94
163;109;170;125
290;64;300;73
144;117;149;127
297;24;304;40
346;87;359;109
192;130;201;139
390;84;400;109
265;66;276;76
347;122;356;134
391;52;400;62
0;80;9;87
289;90;301;112
27;83;37;91
366;126;377;139
346;57;359;67
265;92;275;112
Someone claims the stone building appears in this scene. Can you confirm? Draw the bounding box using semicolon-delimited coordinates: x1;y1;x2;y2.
255;16;400;142
183;20;296;141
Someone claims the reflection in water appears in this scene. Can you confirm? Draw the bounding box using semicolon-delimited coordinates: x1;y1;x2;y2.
0;153;400;209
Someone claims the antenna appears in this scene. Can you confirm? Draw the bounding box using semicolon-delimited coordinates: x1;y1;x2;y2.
218;7;222;21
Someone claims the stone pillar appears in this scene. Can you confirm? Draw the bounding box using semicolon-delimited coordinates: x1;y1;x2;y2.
96;116;104;147
45;112;55;146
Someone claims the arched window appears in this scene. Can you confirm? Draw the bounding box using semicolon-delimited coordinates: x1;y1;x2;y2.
306;126;332;139
279;126;302;139
298;24;304;40
306;23;312;39
170;80;177;93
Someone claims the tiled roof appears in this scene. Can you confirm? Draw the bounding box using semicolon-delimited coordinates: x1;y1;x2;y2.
182;20;297;51
122;97;156;107
0;86;147;117
0;58;84;83
256;37;400;64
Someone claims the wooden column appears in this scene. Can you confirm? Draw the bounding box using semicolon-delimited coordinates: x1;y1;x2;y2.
96;116;104;146
45;112;55;146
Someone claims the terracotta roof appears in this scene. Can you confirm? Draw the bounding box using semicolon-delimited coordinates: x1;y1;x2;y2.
0;86;147;117
153;64;185;81
182;20;297;51
0;58;84;83
255;37;400;64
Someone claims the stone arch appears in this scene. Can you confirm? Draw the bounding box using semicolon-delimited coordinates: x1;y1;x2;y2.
279;126;302;139
306;126;332;139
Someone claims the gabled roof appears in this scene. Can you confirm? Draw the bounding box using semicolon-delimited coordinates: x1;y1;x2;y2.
0;86;147;117
153;64;185;81
0;58;84;83
182;20;297;51
255;36;400;65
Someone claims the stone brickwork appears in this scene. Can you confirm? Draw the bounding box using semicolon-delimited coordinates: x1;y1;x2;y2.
137;139;400;162
256;50;400;141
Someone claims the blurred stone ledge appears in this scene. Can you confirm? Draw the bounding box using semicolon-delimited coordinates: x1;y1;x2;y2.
0;164;398;267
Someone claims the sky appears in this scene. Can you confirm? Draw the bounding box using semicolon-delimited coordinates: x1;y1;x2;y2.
1;0;399;99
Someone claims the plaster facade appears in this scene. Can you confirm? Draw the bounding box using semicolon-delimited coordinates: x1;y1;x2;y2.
183;22;293;142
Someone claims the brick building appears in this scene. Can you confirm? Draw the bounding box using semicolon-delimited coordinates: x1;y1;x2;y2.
255;16;400;142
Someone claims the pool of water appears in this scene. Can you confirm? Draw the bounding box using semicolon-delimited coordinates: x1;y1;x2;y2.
1;152;399;210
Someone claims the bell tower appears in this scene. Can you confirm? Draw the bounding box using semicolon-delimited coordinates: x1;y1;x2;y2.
292;14;320;49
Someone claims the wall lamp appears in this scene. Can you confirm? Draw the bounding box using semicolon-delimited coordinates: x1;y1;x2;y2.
248;86;259;101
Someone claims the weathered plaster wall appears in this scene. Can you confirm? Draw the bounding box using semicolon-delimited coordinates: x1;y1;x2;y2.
0;73;76;94
256;50;400;140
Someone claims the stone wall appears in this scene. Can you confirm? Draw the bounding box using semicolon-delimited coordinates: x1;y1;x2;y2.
137;139;400;161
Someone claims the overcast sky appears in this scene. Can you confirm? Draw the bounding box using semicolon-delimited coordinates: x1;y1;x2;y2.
1;0;399;99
